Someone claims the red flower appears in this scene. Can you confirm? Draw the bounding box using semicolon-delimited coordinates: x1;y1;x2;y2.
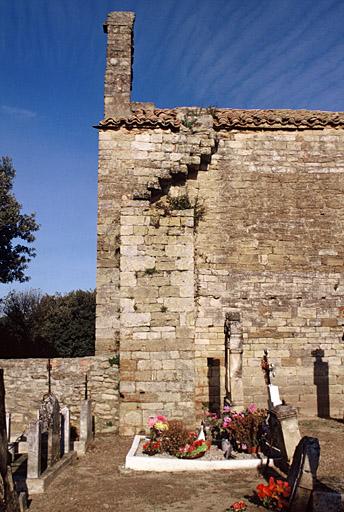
228;501;247;511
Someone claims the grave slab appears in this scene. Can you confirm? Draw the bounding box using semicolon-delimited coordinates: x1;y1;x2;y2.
125;435;275;472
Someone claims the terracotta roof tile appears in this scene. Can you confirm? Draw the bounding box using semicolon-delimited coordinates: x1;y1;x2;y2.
96;108;344;131
97;109;181;129
213;109;344;130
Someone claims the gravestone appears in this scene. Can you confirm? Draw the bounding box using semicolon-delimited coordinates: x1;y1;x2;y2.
39;394;61;467
287;436;320;512
74;399;93;456
27;395;75;494
261;350;301;463
0;369;20;512
27;420;41;479
270;404;301;462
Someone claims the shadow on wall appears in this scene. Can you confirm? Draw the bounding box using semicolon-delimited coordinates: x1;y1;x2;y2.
207;358;221;413
312;348;330;418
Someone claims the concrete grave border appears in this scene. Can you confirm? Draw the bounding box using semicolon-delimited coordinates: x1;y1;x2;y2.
125;435;274;472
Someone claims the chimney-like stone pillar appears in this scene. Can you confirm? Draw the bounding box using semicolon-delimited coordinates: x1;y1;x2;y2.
103;11;135;118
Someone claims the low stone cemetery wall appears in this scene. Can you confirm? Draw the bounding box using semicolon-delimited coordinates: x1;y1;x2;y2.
0;356;119;436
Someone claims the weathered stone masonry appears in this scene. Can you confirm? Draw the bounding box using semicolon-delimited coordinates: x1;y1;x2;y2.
0;357;119;436
96;11;344;435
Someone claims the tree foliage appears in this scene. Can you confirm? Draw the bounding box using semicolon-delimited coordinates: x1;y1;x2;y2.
0;156;39;283
0;289;95;358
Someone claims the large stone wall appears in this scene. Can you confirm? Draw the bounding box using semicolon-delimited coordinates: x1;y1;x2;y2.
0;356;119;436
189;129;344;417
95;11;344;433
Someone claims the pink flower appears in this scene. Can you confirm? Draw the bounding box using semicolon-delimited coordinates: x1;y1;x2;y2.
148;416;156;428
223;405;231;413
247;403;257;414
156;415;167;423
223;416;232;428
147;414;168;428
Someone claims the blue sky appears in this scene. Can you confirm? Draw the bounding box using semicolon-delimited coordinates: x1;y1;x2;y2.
1;0;343;297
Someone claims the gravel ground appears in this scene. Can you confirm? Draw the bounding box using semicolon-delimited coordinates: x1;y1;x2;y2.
28;418;344;512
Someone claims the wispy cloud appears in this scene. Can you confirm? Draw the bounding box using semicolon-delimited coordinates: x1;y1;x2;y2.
1;105;37;119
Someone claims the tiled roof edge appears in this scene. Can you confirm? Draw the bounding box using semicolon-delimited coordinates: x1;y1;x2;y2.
213;109;344;130
96;109;181;130
95;108;344;131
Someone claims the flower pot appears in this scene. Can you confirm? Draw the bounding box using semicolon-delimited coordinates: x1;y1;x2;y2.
187;451;206;459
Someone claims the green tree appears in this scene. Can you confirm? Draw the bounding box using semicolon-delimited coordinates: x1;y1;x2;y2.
0;156;39;283
0;289;95;358
0;289;50;357
38;290;95;357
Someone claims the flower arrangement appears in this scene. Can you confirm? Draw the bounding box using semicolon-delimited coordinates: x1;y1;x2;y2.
176;439;211;459
143;416;211;459
160;419;190;456
142;439;161;456
256;477;291;511
226;500;247;511
147;415;169;440
203;404;268;452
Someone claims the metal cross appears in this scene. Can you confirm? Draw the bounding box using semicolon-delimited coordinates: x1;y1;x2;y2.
261;349;275;385
84;374;88;400
47;358;52;394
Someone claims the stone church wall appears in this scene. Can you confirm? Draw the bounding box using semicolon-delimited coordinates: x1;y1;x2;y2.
190;129;344;418
96;12;344;434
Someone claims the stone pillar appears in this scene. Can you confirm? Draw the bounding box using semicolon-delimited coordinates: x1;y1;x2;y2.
27;420;42;479
225;312;244;410
103;11;135;118
60;407;71;455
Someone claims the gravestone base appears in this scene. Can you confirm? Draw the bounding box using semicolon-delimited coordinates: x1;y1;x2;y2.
26;451;76;495
74;439;91;456
313;479;344;512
